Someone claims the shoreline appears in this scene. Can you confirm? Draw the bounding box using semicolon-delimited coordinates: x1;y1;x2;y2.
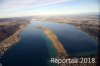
0;23;28;56
35;16;99;40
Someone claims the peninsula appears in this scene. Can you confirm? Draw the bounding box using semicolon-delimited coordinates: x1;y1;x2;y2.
36;26;97;66
36;26;68;66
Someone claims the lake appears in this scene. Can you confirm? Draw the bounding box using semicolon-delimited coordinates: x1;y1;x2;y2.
0;21;98;66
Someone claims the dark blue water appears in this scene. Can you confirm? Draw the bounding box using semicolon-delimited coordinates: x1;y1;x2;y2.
0;21;98;66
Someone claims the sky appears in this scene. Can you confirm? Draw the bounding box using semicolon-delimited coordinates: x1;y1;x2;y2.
0;0;99;18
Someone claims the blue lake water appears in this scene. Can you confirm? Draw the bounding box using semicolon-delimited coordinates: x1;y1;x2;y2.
0;21;98;66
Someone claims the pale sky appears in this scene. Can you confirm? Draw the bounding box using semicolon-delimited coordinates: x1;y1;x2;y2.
0;0;99;18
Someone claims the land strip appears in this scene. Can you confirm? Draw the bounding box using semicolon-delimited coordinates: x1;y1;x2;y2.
36;26;97;66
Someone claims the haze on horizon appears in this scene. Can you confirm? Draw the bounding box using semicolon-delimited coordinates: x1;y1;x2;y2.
0;0;99;18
